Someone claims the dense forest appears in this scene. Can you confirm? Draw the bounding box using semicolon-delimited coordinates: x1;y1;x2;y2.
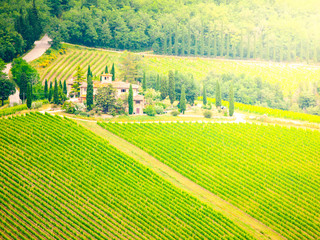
1;0;320;63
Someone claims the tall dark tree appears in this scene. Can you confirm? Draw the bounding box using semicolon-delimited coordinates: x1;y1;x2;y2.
180;85;186;114
87;65;92;79
174;27;179;55
142;72;147;91
44;79;48;99
203;84;207;105
215;80;221;108
53;79;59;104
128;84;133;114
87;75;93;111
168;70;175;105
0;78;16;106
187;24;191;56
26;82;32;109
48;81;53;102
28;0;43;41
59;80;62;89
111;63;115;81
156;74;160;91
105;65;108;73
19;72;28;101
160;77;168;100
63;80;67;95
162;36;167;54
229;83;234;116
168;33;173;55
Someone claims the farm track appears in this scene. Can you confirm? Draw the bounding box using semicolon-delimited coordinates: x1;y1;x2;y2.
77;120;286;240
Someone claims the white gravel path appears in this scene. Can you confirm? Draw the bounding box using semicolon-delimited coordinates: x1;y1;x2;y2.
4;34;52;106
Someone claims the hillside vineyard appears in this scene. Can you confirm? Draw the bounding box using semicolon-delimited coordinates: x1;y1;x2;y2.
101;122;320;240
0;113;254;239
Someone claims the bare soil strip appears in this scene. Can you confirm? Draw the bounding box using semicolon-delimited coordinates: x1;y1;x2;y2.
77;120;286;240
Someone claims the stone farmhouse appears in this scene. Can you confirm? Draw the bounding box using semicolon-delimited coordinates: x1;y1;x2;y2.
67;74;145;114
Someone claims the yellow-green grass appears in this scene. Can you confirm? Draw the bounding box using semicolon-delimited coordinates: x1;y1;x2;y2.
31;44;320;95
0;113;254;239
100;122;320;240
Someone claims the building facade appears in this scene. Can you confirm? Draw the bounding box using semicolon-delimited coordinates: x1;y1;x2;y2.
67;74;145;114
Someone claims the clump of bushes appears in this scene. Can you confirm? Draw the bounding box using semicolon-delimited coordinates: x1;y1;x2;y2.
144;105;156;116
203;110;213;118
155;105;164;114
171;110;179;116
31;101;43;109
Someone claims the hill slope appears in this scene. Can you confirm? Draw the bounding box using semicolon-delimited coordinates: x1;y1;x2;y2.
31;44;320;95
100;122;320;240
0;113;253;239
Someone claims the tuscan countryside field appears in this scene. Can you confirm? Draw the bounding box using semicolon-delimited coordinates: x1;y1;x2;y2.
1;0;320;239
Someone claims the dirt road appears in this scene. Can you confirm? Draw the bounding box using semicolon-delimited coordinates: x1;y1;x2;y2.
5;34;52;105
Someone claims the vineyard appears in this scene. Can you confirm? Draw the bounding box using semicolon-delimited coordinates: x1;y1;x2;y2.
100;122;320;240
31;44;121;84
201;97;320;123
30;44;320;94
0;104;27;117
0;113;254;239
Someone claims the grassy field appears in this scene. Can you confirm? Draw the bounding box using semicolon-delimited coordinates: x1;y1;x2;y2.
0;113;254;239
31;44;320;95
100;122;320;240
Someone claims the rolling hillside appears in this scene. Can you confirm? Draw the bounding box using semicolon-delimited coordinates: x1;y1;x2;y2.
0;113;254;239
31;44;320;95
100;122;320;240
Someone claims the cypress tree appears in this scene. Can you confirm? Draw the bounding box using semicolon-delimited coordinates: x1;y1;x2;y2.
163;36;167;54
44;79;48;99
160;77;168;100
142;72;147;91
181;33;185;56
229;83;234;116
220;30;224;57
53;79;59;104
226;34;230;58
111;63;115;81
180;85;186;114
105;65;108;73
168;70;175;105
194;35;198;56
59;80;62;89
128;84;133;114
174;27;179;55
19;72;28;101
187;24;191;56
246;34;250;59
26;82;32;109
203;85;207;105
215;80;221;108
240;32;244;59
200;26;204;56
63;80;67;95
156;74;160;91
48;81;53;102
168;34;172;55
87;75;93;111
87;65;91;79
207;33;212;57
213;31;217;57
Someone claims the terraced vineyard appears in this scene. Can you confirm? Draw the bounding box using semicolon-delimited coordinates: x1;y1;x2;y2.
31;45;121;84
100;122;320;240
0;113;254;239
31;44;320;94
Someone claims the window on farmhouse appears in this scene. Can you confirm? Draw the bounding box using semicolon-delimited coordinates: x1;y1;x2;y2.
136;101;140;104
121;89;126;92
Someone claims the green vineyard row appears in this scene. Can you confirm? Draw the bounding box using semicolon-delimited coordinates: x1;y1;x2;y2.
100;122;320;240
202;97;320;123
0;113;253;239
0;104;27;117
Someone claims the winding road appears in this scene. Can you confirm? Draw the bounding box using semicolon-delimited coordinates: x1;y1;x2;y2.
4;34;52;105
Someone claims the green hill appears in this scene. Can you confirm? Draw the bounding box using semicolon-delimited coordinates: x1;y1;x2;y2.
100;122;320;240
32;44;320;96
0;113;253;239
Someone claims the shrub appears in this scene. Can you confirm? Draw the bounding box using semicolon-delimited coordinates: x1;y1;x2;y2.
62;101;75;114
31;101;43;109
79;112;89;117
144;105;156;116
203;110;213;118
171;110;179;116
155;105;164;114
